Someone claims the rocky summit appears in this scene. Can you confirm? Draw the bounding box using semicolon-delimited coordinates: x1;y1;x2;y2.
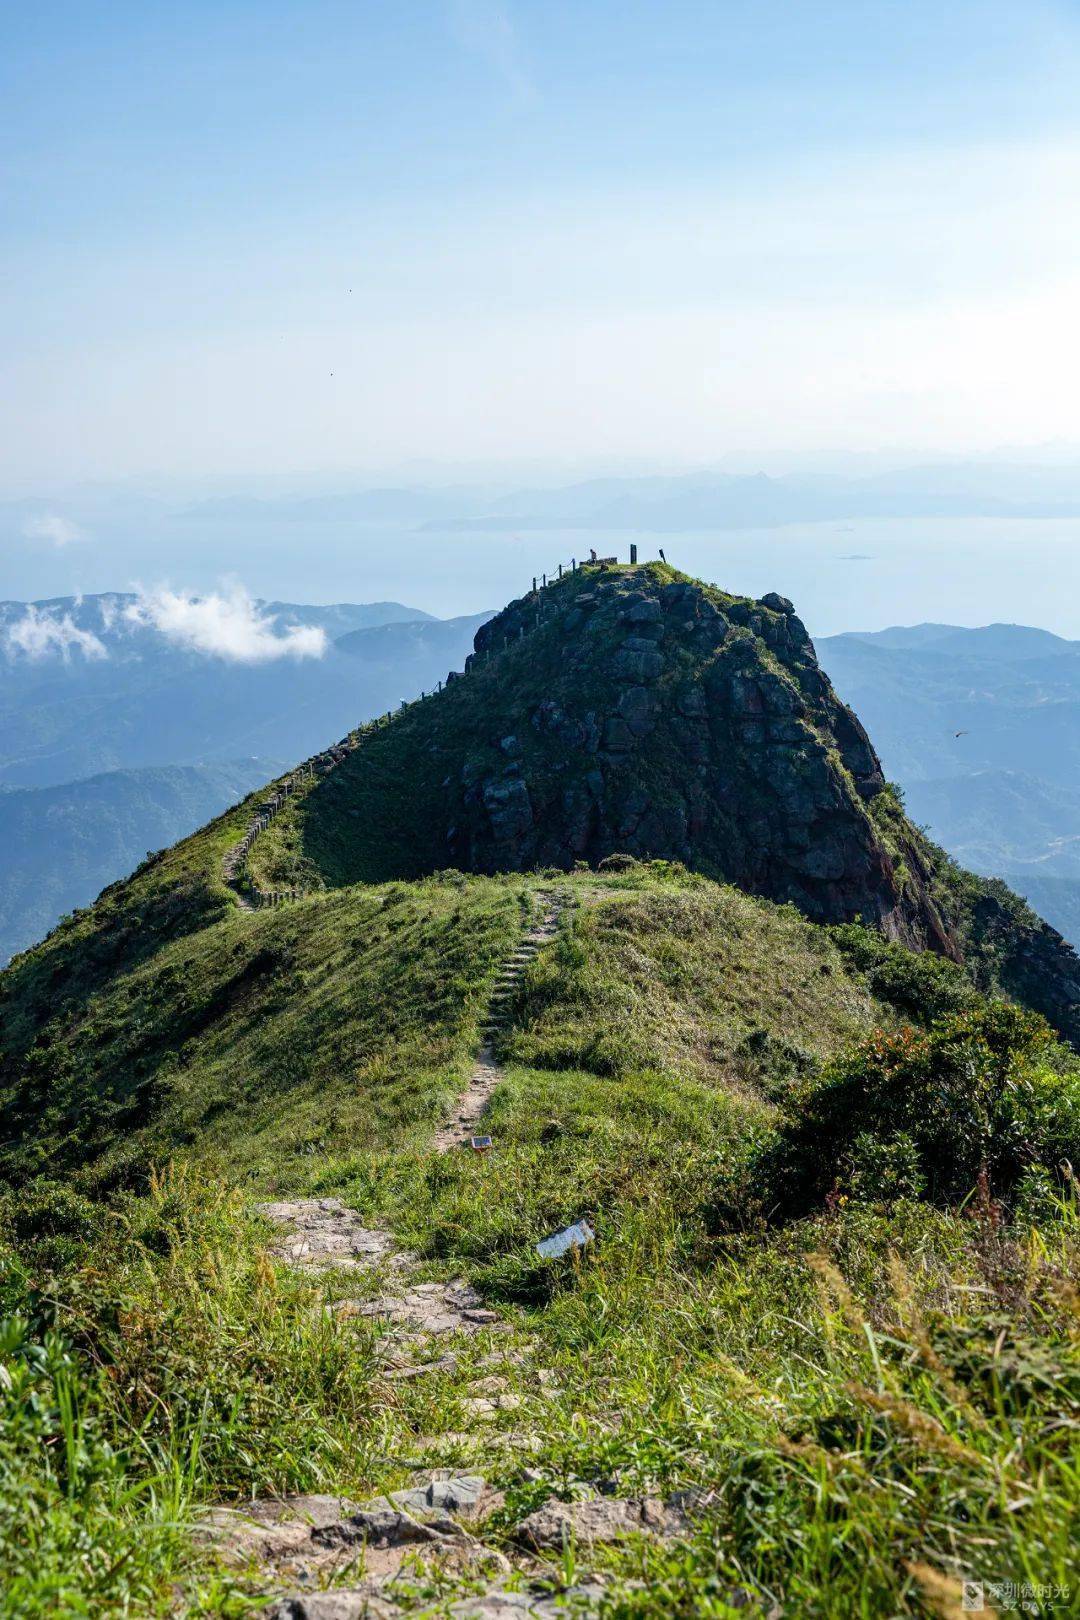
296;565;942;938
251;559;1080;1044
465;566;947;947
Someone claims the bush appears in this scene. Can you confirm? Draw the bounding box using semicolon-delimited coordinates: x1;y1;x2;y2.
597;852;639;872
0;1178;106;1271
828;923;976;1023
768;1001;1080;1213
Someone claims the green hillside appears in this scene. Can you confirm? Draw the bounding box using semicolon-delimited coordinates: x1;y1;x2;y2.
1;856;929;1190
2;565;1080;1618
247;561;1080;1045
0;760;284;965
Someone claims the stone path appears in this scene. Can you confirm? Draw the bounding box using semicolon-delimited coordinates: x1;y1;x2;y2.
221;733;362;910
258;1198;501;1341
196;890;715;1616
432;892;566;1154
210;1184;710;1618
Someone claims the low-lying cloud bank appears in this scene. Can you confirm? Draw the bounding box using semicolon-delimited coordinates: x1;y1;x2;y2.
2;583;328;664
2;605;107;661
123;584;328;663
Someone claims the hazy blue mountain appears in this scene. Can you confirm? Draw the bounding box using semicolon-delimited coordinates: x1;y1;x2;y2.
261;599;436;630
175;489;483;526
336;612;494;678
0;760;282;964
995;874;1080;950
902;771;1080;880
426;467;1080;533
0;596;489;789
16;464;1080;582
833;622;1076;660
818;623;1080;945
816;628;1080;790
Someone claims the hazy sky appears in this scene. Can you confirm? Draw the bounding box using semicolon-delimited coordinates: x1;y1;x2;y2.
4;1;1080;491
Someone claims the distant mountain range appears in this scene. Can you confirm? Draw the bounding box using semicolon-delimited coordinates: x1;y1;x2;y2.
3;591;1080;963
0;594;490;961
0;594;488;790
167;462;1080;531
817;622;1080;945
11;462;1080;567
0;760;281;965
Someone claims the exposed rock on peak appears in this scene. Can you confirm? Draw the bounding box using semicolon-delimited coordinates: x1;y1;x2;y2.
299;564;951;954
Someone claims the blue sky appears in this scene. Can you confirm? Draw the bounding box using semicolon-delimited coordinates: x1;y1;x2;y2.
4;1;1080;489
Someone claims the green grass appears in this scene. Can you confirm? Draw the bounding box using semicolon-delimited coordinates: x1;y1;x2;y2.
497;876;884;1097
0;865;917;1191
3;818;1080;1613
0;1168;389;1615
4;1138;1079;1616
0;871;525;1187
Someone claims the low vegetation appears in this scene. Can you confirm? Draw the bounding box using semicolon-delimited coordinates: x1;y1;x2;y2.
0;872;525;1186
2;860;1079;1615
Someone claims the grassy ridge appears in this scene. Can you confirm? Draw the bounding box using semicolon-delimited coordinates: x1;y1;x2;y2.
0;872;524;1187
3;861;1080;1615
0;865;915;1192
497;876;891;1089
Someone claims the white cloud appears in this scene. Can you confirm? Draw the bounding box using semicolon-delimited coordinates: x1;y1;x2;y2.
21;511;86;547
3;605;107;661
124;583;327;663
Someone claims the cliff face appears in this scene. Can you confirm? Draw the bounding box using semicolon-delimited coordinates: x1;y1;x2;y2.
463;569;952;949
302;563;954;953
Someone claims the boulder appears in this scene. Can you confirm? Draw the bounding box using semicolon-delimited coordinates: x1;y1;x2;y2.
602;716;634;752
386;1474;497;1523
264;1593;397;1620
676;685;707;719
313;1506;463;1551
617;686;659;738
482;778;533;843
619;597;662;624
611;640;663;682
513;1495;685;1550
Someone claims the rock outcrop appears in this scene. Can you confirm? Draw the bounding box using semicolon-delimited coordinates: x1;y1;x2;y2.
455;567;948;949
293;562;1080;1040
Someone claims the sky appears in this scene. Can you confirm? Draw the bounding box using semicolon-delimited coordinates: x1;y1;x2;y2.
5;0;1080;495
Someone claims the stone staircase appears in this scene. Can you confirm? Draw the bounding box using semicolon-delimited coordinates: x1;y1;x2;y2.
478;896;563;1044
433;891;566;1153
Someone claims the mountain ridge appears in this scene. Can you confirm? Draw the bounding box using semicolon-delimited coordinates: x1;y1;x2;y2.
235;562;1080;1044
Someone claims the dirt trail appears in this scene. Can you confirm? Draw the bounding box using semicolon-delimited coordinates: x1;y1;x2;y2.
432;891;565;1153
231;882;696;1620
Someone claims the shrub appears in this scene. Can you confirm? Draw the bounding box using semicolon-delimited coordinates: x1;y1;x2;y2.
597;852;639;872
828;923;976;1023
0;1178;106;1271
768;1001;1080;1213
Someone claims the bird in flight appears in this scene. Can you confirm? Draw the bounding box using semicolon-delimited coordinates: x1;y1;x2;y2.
954;730;969;738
